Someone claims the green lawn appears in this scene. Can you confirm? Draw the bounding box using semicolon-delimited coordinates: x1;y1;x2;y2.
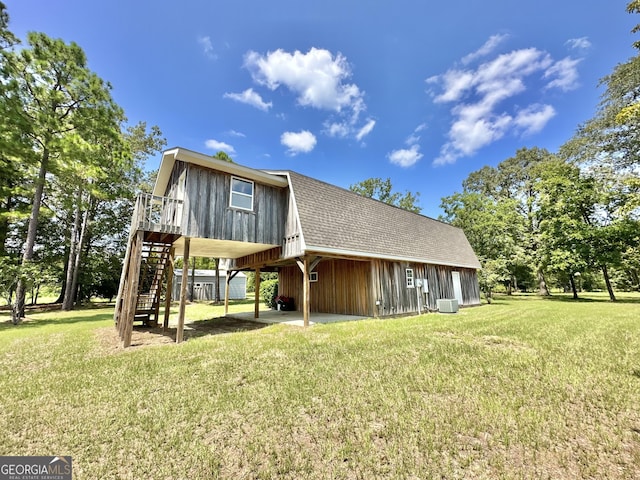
1;294;639;479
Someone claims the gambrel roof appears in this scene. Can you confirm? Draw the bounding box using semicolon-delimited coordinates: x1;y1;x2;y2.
279;171;481;270
152;148;480;269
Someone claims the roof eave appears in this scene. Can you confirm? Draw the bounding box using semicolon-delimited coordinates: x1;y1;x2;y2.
153;147;289;196
303;245;481;270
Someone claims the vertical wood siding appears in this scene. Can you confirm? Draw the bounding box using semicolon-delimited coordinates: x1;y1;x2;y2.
279;258;480;317
173;164;286;245
282;189;303;258
278;259;373;316
372;260;480;316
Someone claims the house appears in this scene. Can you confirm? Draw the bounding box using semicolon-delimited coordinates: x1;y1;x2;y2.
173;269;246;301
114;147;481;347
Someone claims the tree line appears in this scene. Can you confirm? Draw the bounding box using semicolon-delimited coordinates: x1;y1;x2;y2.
0;3;166;323
351;4;639;301
439;4;640;301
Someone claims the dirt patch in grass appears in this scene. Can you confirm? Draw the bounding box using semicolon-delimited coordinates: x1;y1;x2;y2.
95;317;267;353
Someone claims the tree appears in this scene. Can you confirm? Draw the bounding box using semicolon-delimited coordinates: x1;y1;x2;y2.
459;147;555;296
440;191;525;299
214;151;234;163
534;160;595;299
0;1;17;50
349;177;421;213
557;1;640;297
3;33;124;322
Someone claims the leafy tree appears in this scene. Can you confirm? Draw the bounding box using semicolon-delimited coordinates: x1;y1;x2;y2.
3;33;124;322
0;1;17;50
534;160;594;299
215;151;234;163
440;191;525;299
459;147;554;295
349;177;421;213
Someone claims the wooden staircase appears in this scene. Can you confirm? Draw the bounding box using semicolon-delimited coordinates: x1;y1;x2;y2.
115;231;180;347
134;240;173;327
114;193;184;347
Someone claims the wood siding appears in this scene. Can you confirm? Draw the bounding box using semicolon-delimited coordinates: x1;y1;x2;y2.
166;163;287;245
164;160;187;200
282;187;303;258
372;260;481;316
234;247;282;270
278;258;373;316
277;257;480;318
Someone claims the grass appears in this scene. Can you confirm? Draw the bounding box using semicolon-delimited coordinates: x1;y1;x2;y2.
0;294;639;479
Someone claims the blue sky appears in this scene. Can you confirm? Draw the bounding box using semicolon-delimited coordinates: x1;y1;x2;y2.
6;0;638;217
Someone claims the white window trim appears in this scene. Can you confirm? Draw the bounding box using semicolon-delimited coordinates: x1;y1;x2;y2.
309;272;318;283
406;268;415;288
230;176;254;211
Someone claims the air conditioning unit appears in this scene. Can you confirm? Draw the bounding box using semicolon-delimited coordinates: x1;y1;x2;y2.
437;299;459;313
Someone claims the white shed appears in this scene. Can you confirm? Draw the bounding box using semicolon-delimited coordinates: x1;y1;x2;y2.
173;269;247;301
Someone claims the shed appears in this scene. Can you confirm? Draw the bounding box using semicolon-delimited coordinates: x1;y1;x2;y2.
173;269;246;301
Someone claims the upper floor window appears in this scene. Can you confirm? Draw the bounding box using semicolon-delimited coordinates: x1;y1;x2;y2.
230;177;254;210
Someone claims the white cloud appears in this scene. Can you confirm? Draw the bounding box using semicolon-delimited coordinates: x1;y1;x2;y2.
245;48;363;111
428;37;581;166
388;145;423;168
544;57;581;91
429;70;475;103
462;33;510;65
566;37;591;51
281;130;317;155
226;130;246;138
224;88;272;111
355;119;376;142
198;36;217;60
244;47;370;140
405;123;427;145
514;104;556;135
324;121;350;138
205;139;235;154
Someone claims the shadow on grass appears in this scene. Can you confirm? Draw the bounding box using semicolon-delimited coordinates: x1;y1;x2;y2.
125;316;268;347
205;298;256;307
541;295;640;305
0;310;114;332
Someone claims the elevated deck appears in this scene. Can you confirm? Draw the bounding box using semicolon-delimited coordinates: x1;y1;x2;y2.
132;193;183;236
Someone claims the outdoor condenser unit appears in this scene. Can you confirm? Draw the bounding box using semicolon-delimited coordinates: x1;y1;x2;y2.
436;299;459;313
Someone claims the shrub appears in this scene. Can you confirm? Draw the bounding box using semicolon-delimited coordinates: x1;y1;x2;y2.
260;279;279;309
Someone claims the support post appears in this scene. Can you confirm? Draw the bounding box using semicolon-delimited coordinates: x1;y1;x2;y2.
254;268;261;319
224;271;231;316
303;256;310;327
177;237;190;343
114;231;134;325
163;247;175;331
121;230;144;348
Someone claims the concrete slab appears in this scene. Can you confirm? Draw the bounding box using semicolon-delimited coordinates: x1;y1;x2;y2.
225;309;368;327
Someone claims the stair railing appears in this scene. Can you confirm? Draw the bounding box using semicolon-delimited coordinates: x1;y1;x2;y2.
131;193;183;234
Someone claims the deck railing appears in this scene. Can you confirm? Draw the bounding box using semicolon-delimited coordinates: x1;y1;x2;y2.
131;193;183;234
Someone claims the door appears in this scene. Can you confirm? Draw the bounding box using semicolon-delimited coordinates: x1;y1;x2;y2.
451;271;463;306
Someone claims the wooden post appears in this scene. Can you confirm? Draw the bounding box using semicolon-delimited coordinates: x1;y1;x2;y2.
303;256;310;327
163;247;175;331
254;268;261;319
122;231;144;348
224;271;231;316
177;237;190;343
114;231;134;325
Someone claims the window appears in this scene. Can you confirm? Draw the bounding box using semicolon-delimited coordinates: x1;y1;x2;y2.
309;272;318;282
230;177;254;210
406;268;414;288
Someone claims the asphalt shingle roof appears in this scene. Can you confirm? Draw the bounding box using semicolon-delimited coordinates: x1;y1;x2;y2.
287;171;481;269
